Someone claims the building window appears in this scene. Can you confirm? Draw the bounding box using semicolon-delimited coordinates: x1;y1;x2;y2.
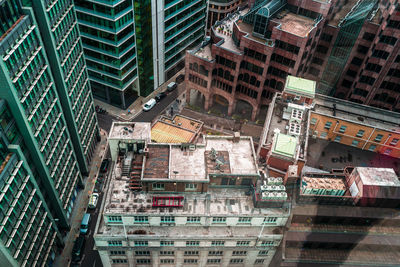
135;251;150;255
212;217;226;223
324;122;332;129
334;136;342;142
263;217;277;224
134;216;148;223
112;259;128;263
260;241;275;246
356;130;365;138
368;144;376;151
161;216;175;223
236;241;250;246
230;258;244;264
185;183;197;191
320;132;328;139
232;251;247;255
338;125;347;133
310;118;317;125
255;259;265;264
186;241;200;246
207;258;222;264
186;216;201;223
258;250;269;256
184;251;199;255
108;216;122;223
184;259;198;264
238;217;251;224
136;259;151;264
211;240;225;246
153;183;165;190
390;138;399;146
384;148;392;155
160;259;174;264
134;241;148;246
351;140;360;147
110;250;126;255
374;134;383;142
160;251;174;255
209;251;223;256
160;241;174;246
108;241;122;246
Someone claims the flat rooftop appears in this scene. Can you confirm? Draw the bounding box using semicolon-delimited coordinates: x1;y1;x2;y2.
271;11;315;37
99;186;288;233
285;75;316;98
306;139;400;175
313;94;400;132
99;223;281;238
193;44;212;61
151;115;202;143
109;122;151;140
272;133;298;158
302;176;347;190
143;136;258;181
356;167;400;187
212;8;248;53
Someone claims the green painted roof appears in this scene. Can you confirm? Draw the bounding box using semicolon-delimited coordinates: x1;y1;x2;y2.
285;75;316;97
272;133;297;158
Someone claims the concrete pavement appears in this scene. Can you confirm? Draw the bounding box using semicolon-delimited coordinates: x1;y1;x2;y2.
94;69;185;121
54;129;108;267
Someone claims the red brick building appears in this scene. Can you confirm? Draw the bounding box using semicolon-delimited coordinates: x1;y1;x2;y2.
186;0;328;120
186;0;400;119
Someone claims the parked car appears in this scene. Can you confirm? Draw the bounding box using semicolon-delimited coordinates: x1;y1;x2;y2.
100;159;109;173
155;92;167;102
143;98;156;111
80;213;91;235
88;193;99;209
72;235;86;263
175;74;184;84
167;82;177;92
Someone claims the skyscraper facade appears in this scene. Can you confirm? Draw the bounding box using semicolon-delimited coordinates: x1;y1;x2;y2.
76;0;207;108
74;0;139;108
0;100;62;267
26;0;100;174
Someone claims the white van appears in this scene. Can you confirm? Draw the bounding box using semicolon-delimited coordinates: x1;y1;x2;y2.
143;98;156;111
88;193;99;209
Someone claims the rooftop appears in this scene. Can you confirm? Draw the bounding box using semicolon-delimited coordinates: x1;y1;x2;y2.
99;222;282;238
193;44;212;61
109;122;151;140
306;139;400;175
285;75;316;98
272;133;298;158
151;115;203;143
236;20;268;44
212;8;248;53
313;94;400;132
271;10;316;37
99;186;288;233
356;167;400;187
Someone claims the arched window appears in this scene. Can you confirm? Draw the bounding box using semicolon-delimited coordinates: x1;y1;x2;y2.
277;81;283;90
250;76;257;86
224;70;231;80
218;68;224;77
238;74;243;81
243;73;250;83
270;79;276;89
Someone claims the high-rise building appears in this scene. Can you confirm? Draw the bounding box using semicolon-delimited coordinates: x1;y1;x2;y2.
0;0;100;229
0;100;62;267
94;122;290;267
186;0;400;118
75;0;208;108
24;0;100;174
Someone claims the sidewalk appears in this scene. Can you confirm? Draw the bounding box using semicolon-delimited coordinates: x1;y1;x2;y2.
54;129;108;267
94;69;185;121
